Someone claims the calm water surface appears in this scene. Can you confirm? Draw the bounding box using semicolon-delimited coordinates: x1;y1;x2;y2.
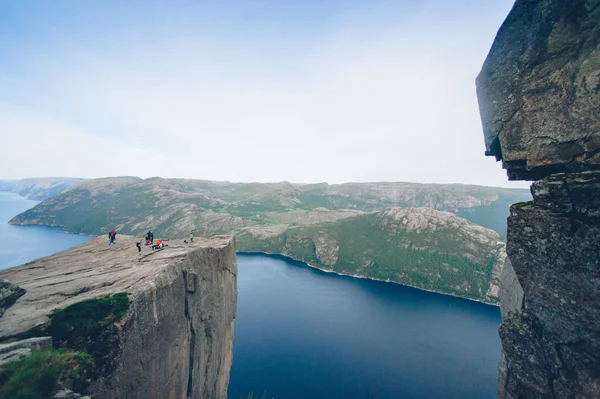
230;254;501;399
0;192;501;398
0;192;91;269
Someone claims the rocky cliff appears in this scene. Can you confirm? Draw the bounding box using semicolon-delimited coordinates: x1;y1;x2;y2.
477;0;600;181
477;1;600;397
0;235;237;399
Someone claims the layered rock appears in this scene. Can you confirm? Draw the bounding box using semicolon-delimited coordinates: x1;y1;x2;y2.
477;1;600;397
500;173;600;397
0;235;237;399
477;0;600;181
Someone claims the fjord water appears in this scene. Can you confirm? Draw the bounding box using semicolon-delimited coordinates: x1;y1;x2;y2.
0;193;501;398
0;192;91;269
230;254;502;399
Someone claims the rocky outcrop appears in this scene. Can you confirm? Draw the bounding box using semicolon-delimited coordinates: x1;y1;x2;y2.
0;235;237;399
477;1;600;397
477;0;600;181
0;280;25;318
0;337;52;366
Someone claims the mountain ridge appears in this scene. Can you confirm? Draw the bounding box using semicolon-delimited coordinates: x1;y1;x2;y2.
7;176;526;303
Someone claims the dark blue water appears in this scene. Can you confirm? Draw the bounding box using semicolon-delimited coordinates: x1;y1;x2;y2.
230;254;501;399
0;192;92;269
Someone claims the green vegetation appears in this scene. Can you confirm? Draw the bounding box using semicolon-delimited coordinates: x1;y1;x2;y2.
47;293;129;374
48;293;129;347
238;212;503;303
5;293;130;397
9;177;530;238
0;349;94;399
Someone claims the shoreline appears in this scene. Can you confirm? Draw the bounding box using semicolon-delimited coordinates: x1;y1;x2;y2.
8;221;94;237
238;250;500;307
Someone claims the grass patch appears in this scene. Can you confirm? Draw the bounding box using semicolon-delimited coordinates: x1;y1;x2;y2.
0;349;94;399
47;293;129;375
48;292;129;346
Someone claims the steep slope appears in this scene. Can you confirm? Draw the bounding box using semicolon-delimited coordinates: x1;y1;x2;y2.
0;235;237;399
0;177;84;200
237;208;505;304
10;176;530;237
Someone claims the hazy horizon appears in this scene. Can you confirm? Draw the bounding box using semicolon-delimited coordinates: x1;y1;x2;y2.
0;0;526;188
0;174;531;190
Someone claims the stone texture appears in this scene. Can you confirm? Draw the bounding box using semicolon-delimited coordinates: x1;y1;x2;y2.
53;389;82;399
497;257;524;321
0;337;52;366
497;172;600;398
0;279;25;319
477;0;600;180
0;235;237;399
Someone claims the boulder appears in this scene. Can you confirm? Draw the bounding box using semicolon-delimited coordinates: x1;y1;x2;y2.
0;280;25;319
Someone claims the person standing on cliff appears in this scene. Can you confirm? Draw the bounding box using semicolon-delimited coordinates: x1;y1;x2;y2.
108;230;116;245
190;231;194;243
136;240;142;253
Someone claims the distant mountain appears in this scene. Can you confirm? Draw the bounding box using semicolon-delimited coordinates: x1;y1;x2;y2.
10;176;530;237
9;176;527;303
0;177;85;200
237;207;506;304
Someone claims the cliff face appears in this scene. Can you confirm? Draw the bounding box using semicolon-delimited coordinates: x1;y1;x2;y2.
499;172;600;398
0;236;237;399
477;0;600;181
477;1;600;398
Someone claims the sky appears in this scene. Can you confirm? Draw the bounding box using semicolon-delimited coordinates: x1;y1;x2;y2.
0;0;525;188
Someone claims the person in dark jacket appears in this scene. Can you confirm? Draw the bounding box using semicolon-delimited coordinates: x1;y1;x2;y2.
108;230;117;245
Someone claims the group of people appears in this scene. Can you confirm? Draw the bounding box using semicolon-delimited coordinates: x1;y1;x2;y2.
108;229;196;253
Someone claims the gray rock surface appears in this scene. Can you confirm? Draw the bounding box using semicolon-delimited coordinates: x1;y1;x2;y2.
497;257;523;321
499;173;600;398
477;0;600;181
0;280;25;319
0;336;52;366
0;235;237;399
